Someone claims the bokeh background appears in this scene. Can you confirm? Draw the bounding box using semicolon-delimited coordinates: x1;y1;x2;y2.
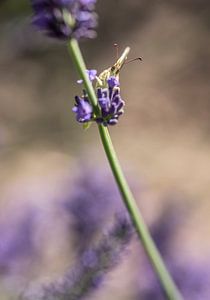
0;0;210;299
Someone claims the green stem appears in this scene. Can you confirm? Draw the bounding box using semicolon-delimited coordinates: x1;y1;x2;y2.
68;39;100;115
98;125;183;300
67;38;183;300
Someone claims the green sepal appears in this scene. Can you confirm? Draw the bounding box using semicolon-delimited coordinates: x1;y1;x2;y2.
83;122;92;130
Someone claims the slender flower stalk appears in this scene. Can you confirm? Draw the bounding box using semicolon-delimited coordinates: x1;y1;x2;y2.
67;38;183;300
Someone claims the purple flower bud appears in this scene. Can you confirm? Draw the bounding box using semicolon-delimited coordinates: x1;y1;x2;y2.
77;69;97;84
72;95;92;122
107;76;119;88
97;88;110;112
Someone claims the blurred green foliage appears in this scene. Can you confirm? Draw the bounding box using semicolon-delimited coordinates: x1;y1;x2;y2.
0;0;31;21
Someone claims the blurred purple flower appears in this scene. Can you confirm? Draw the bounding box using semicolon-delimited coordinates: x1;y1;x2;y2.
22;213;133;300
63;167;123;252
0;207;37;276
31;0;98;40
151;202;184;257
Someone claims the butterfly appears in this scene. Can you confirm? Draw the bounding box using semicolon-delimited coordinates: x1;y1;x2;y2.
96;47;131;88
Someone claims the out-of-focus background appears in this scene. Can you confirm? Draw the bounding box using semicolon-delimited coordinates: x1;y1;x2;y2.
0;1;210;299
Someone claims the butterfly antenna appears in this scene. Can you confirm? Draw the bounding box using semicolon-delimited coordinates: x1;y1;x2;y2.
114;43;119;60
125;57;143;64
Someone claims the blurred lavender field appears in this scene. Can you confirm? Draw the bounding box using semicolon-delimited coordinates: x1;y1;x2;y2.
0;0;210;299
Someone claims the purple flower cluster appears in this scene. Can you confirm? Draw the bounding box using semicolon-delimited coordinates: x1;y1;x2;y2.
31;0;98;40
72;72;125;126
63;167;123;253
21;214;133;300
96;76;125;126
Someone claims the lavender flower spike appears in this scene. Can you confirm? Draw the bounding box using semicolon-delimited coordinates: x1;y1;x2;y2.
73;74;125;126
96;76;125;126
21;214;133;300
31;0;98;40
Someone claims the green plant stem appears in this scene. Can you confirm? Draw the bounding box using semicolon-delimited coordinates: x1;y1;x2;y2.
98;125;183;300
67;39;100;115
67;38;183;300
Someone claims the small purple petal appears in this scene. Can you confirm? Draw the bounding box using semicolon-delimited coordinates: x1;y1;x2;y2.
77;69;97;84
72;96;93;123
107;76;119;88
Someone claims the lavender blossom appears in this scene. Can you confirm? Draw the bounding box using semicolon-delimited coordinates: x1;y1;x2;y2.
72;74;125;126
21;214;133;300
31;0;98;40
96;79;125;126
63;167;123;253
